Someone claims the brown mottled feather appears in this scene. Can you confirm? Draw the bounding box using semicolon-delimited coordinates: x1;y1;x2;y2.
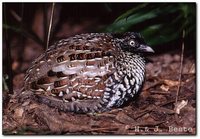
24;33;119;105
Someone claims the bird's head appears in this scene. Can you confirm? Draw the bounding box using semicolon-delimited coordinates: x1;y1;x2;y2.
113;32;154;54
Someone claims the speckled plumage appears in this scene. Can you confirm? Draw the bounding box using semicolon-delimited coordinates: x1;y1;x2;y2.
24;32;154;113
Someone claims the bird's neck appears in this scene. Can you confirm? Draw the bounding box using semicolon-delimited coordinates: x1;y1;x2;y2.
117;52;145;68
115;52;146;81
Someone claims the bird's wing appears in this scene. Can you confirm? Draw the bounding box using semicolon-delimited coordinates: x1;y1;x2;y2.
24;33;122;103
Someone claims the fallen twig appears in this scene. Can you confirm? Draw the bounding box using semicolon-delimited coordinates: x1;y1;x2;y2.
175;30;185;103
46;3;55;50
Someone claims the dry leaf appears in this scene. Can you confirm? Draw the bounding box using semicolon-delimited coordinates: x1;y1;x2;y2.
160;85;169;91
163;79;180;87
116;112;138;125
188;64;195;74
14;107;24;118
174;100;188;114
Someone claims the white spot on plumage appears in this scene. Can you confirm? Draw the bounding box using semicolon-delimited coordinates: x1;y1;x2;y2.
25;76;29;81
103;56;109;59
29;69;32;72
128;72;131;78
63;99;69;102
85;43;91;46
78;59;87;63
52;64;66;72
94;78;101;83
71;97;76;101
62;67;82;75
105;87;111;91
135;84;140;92
72;82;79;88
130;78;135;85
85;85;93;88
86;65;96;69
99;70;107;76
59;91;63;97
118;84;126;92
47;86;51;91
55;84;68;89
66;88;69;94
107;93;120;108
104;92;110;96
124;76;129;86
51;93;56;96
114;72;120;81
59;76;69;80
30;88;44;92
82;71;96;77
76;92;82;98
100;66;106;70
95;58;103;61
82;69;107;77
104;95;110;99
103;98;109;102
39;60;45;64
89;38;99;42
118;71;123;75
87;96;92;99
116;90;121;96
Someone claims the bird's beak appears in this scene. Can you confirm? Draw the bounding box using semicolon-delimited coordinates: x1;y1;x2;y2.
138;44;154;53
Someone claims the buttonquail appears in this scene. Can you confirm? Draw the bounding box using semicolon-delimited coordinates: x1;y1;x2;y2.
24;32;154;113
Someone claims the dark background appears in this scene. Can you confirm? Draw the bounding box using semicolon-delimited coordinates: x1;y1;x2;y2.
3;3;196;51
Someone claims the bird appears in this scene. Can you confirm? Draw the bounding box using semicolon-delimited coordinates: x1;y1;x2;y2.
23;32;154;113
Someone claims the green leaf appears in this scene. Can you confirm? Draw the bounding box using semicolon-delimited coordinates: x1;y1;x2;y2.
104;3;196;46
114;3;148;22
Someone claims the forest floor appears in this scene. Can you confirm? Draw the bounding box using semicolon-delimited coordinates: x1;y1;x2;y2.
2;10;196;134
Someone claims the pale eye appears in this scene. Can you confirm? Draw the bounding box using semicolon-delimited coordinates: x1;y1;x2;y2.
129;40;135;46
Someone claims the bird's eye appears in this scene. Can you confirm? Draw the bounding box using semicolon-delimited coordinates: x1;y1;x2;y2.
129;40;135;46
